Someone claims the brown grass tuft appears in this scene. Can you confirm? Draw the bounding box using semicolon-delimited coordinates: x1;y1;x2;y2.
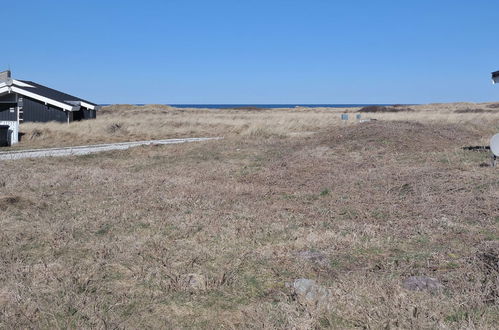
0;195;34;211
106;122;127;134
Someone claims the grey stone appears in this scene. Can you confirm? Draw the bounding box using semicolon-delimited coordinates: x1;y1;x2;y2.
182;273;206;290
290;278;331;309
402;276;443;292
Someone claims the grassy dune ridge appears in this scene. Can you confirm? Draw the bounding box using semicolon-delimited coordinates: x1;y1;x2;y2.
0;103;498;328
13;102;499;149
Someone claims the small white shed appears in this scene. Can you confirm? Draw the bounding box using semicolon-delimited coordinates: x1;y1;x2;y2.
0;121;19;145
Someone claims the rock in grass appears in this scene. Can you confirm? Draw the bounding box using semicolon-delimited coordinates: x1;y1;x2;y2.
402;276;443;292
290;279;331;309
182;273;206;290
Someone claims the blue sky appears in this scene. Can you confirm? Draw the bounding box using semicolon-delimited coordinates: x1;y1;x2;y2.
3;1;499;104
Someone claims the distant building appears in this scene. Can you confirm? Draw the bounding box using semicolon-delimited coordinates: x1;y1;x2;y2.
492;71;499;84
0;70;100;124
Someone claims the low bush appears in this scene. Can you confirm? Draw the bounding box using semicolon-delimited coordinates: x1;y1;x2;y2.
358;105;414;113
454;109;498;113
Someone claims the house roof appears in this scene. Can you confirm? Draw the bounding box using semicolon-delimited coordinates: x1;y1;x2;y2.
0;79;99;111
19;80;97;107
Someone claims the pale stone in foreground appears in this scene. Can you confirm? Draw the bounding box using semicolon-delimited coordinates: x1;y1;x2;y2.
402;276;444;292
290;279;332;309
182;273;207;290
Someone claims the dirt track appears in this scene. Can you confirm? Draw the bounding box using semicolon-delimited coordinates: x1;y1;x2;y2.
0;137;222;160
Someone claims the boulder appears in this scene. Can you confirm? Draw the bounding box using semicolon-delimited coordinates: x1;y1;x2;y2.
182;273;206;291
402;276;443;293
290;278;331;309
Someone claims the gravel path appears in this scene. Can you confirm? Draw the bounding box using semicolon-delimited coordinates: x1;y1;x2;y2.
0;137;222;160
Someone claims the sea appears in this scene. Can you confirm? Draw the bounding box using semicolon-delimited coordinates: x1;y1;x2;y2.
101;104;391;109
171;104;390;109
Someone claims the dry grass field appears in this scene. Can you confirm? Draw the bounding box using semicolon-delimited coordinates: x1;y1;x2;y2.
1;103;498;328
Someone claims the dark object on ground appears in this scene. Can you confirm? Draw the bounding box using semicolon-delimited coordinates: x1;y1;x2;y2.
402;276;444;292
462;146;490;152
0;125;10;146
0;195;33;211
358;105;414;113
18;132;25;142
487;103;499;109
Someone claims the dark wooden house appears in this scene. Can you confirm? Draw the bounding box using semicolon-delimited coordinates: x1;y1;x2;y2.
0;70;99;124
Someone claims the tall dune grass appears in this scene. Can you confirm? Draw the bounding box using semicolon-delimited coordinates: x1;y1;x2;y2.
14;102;499;149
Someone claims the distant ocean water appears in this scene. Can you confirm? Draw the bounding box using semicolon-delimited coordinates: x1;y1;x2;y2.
170;104;391;109
101;104;391;109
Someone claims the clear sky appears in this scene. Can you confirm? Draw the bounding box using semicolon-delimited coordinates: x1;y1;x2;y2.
3;0;499;104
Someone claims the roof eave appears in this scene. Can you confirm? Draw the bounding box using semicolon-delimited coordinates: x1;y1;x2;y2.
0;86;10;95
65;100;98;110
12;80;34;88
11;86;76;111
81;101;98;110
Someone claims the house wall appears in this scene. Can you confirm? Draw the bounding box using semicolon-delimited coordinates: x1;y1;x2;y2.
1;93;97;124
72;108;97;121
86;109;97;119
22;97;67;123
0;94;18;121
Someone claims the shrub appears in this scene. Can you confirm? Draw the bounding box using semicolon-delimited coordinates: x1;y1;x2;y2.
357;105;414;113
454;109;497;113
